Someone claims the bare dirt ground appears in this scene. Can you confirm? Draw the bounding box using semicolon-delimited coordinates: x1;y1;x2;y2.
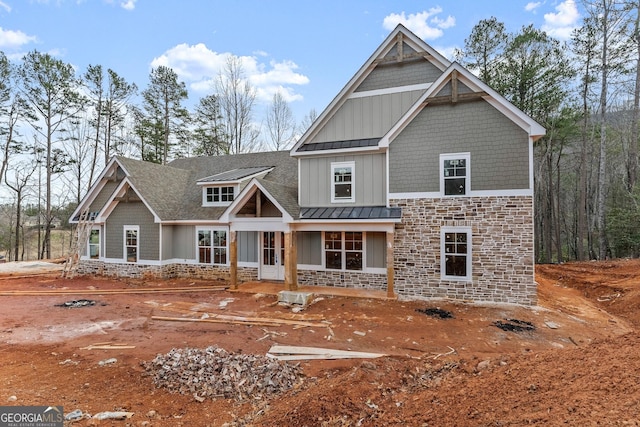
1;259;640;426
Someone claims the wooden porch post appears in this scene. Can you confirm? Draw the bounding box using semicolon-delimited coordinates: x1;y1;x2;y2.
284;230;298;291
230;230;238;289
386;231;395;298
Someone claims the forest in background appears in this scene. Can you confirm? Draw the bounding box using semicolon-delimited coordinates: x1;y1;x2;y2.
0;0;638;264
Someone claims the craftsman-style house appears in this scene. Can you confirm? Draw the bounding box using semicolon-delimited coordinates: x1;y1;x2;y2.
70;25;544;305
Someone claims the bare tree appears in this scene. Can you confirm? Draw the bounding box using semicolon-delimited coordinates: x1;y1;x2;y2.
215;55;258;154
5;161;36;261
265;91;296;151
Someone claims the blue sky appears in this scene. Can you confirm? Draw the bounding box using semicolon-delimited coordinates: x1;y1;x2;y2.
0;0;582;122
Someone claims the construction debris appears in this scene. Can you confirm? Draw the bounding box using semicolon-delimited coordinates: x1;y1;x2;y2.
267;345;386;361
55;299;97;308
142;346;303;401
494;319;536;332
416;307;454;319
151;314;329;329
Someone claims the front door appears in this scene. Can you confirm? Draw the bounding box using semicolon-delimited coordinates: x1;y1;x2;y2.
261;231;285;280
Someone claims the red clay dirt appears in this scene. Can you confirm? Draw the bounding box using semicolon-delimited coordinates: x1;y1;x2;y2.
0;259;639;426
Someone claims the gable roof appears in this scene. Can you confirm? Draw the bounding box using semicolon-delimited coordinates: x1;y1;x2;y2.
197;166;273;183
291;24;450;155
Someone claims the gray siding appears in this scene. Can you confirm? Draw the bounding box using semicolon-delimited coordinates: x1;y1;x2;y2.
356;60;442;92
366;232;386;268
297;231;321;265
300;153;386;207
238;231;258;263
435;80;474;97
389;100;530;193
90;180;119;213
161;225;195;260
311;91;423;143
105;201;159;261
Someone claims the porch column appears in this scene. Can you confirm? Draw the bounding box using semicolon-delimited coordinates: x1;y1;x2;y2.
386;231;395;298
284;230;298;291
230;230;238;289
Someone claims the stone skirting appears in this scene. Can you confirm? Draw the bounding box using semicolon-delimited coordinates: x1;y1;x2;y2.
297;269;387;290
390;195;536;305
75;260;258;283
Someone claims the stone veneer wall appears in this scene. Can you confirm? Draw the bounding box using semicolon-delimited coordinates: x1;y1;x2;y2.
297;269;386;290
75;260;258;283
390;195;536;305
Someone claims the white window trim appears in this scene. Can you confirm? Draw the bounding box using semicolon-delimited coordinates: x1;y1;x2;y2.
196;227;229;266
322;231;365;272
440;152;470;197
202;185;237;207
87;226;101;259
331;161;355;203
440;226;472;281
123;225;139;264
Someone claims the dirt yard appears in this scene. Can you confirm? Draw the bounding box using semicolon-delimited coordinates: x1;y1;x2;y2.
1;259;640;426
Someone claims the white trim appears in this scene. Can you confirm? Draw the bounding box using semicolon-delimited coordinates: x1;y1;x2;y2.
440;226;472;282
440;152;470;197
202;185;237;207
348;83;432;99
219;178;295;224
123;225;139;263
238;261;258;268
69;157;121;223
195;226;229;266
291;145;384;157
331;161;355;203
388;189;533;200
230;218;289;232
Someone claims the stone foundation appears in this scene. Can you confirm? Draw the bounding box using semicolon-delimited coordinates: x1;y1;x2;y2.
390;195;536;305
297;269;387;290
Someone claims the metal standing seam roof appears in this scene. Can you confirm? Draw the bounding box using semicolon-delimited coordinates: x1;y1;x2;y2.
296;138;380;152
197;166;273;183
300;206;402;220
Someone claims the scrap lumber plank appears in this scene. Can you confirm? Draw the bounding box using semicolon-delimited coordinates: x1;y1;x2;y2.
267;345;386;359
80;345;136;350
267;354;382;361
151;315;281;327
0;286;227;296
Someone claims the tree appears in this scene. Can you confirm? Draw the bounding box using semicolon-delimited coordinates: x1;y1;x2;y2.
103;69;137;163
141;66;189;164
462;17;508;87
16;50;86;259
215;55;258;154
192;94;227;156
298;108;318;135
5;161;36;261
265;91;296;151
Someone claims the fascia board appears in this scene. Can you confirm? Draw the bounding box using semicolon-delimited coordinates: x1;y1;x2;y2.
219;178;294;224
69;156;121;223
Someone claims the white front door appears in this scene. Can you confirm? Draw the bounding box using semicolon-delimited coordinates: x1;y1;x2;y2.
261;231;285;280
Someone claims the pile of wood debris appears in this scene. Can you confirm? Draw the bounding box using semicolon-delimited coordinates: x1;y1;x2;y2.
142;346;304;402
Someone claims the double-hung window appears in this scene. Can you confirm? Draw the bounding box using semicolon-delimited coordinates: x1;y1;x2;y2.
441;227;471;281
441;153;470;196
197;229;228;265
124;226;138;263
331;161;355;203
324;231;363;271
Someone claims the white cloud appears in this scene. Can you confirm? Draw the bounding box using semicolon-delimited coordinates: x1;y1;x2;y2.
383;8;456;40
150;43;309;103
0;27;37;49
525;2;542;12
0;1;11;13
542;0;580;40
120;0;136;10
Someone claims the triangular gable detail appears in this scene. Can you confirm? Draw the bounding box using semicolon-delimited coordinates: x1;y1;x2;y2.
98;178;161;224
380;62;546;147
219;178;294;224
69;156;123;223
291;24;451;155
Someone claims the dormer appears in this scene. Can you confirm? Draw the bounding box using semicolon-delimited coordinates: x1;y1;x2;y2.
197;166;274;207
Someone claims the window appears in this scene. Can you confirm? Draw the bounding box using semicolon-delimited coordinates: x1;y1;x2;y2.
124;226;138;263
197;229;228;265
324;231;363;271
88;229;100;259
441;227;471;280
331;162;355;202
204;186;235;205
441;153;470;196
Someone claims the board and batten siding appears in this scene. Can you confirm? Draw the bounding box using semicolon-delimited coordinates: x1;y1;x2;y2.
389;100;530;194
299;153;386;207
105;201;159;261
238;231;258;263
297;231;322;265
310;91;423;144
